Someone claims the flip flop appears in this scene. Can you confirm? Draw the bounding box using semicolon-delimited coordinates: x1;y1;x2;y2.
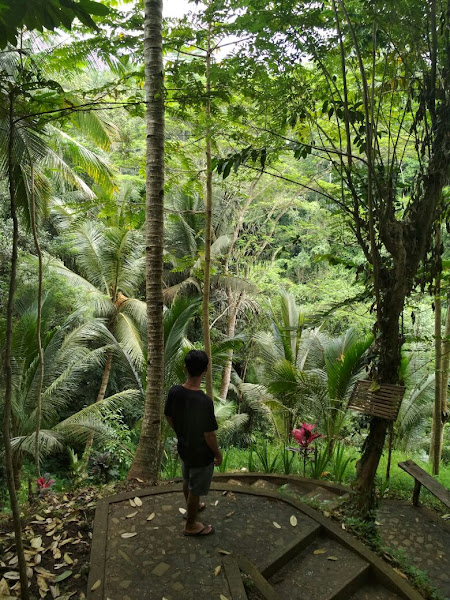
182;502;206;519
183;524;214;537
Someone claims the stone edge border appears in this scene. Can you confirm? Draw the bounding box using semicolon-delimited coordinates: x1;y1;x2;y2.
87;479;424;600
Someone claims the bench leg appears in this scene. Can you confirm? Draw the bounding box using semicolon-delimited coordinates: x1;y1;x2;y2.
412;480;421;506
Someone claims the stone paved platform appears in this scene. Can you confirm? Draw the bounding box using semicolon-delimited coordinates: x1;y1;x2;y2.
377;500;450;600
87;479;426;600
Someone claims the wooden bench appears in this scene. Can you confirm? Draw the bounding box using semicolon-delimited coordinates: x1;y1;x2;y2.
398;460;450;509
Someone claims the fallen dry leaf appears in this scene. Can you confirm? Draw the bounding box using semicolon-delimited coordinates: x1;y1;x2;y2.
327;556;338;561
121;532;137;538
126;512;138;519
214;500;219;506
313;549;327;555
394;568;408;579
220;595;229;600
147;513;156;521
290;515;298;527
214;566;222;576
64;553;73;565
225;511;235;518
273;521;281;529
134;497;143;507
30;537;42;549
129;499;136;508
178;508;187;515
3;572;20;580
91;579;102;591
0;578;9;595
217;548;231;555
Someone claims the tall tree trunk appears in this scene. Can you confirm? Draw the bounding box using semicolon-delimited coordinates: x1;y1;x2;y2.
431;223;442;473
128;0;164;482
202;26;214;399
355;293;403;512
3;93;30;600
30;165;44;477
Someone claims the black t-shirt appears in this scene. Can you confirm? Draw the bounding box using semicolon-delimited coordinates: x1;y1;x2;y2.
164;385;218;467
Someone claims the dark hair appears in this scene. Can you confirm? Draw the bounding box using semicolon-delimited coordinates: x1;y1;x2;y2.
185;350;208;376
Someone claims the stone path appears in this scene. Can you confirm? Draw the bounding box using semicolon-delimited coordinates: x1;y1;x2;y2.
87;477;425;600
377;500;450;599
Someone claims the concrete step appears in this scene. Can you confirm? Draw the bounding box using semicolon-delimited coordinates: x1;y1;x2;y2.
268;534;370;600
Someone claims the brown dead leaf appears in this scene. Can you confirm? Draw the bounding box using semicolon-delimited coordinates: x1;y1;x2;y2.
3;572;20;580
313;549;327;555
121;532;137;538
134;497;142;507
129;499;136;508
30;537;42;549
214;566;221;576
147;513;156;521
126;511;138;519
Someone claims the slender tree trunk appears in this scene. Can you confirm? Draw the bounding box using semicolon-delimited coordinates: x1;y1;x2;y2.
128;0;164;482
30;165;44;477
219;289;240;399
439;296;450;461
96;350;113;403
202;26;214;399
3;93;30;600
431;223;442;473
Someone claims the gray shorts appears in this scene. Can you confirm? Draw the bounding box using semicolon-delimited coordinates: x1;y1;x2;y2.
181;460;214;496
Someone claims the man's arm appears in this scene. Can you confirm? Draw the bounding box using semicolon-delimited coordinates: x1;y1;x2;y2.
204;431;222;466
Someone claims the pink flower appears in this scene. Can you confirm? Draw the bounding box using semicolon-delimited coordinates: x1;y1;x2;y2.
36;475;55;490
291;422;321;448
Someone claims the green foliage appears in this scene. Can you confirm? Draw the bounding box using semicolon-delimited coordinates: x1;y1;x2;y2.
0;0;109;48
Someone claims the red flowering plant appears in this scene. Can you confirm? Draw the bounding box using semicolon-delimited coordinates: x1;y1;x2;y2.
290;422;322;476
36;473;55;495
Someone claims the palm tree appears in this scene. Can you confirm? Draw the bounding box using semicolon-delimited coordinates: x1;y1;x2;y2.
128;0;165;482
2;292;141;483
49;221;146;398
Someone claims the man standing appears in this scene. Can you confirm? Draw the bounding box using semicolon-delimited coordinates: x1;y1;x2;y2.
164;349;222;536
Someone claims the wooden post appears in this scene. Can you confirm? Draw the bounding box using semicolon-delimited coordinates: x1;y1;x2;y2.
412;479;421;506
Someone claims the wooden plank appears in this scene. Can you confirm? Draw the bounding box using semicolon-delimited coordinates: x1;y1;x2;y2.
398;460;450;508
223;555;248;600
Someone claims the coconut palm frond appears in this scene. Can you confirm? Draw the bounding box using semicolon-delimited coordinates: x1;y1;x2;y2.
11;429;65;459
211;274;258;294
163;278;201;302
56;389;143;430
115;312;145;368
164;296;201;368
217;413;249;444
49;127;115;191
43;148;96;198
